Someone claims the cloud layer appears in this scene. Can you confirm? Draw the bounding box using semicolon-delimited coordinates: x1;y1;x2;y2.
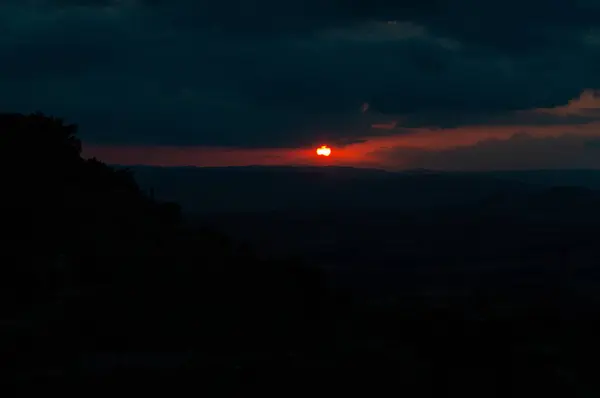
2;0;600;169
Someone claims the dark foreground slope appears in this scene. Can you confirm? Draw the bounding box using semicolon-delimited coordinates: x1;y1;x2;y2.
3;114;600;395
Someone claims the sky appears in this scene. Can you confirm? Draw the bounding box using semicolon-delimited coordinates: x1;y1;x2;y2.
1;0;600;170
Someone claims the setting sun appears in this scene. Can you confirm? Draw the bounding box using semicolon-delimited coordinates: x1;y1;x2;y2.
316;145;332;156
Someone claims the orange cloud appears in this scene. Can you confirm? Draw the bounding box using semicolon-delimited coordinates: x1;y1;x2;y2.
84;121;600;170
371;121;397;130
533;89;600;117
83;91;600;171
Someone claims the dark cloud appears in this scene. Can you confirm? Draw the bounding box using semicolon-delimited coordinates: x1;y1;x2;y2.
376;133;600;170
0;1;599;148
43;1;598;49
391;108;600;129
110;0;600;53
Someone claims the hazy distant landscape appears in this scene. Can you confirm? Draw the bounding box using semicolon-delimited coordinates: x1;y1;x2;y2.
131;165;600;301
130;166;600;213
5;113;600;394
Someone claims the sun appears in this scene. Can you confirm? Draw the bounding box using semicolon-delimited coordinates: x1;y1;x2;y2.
316;145;332;157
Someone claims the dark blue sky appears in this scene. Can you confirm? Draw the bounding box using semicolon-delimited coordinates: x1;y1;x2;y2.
1;0;600;169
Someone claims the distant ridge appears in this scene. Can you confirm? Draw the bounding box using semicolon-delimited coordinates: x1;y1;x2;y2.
399;168;440;175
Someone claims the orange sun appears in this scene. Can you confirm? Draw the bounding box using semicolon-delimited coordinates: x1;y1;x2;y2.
316;145;332;157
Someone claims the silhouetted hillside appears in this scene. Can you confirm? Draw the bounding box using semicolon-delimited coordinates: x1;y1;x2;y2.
1;113;329;384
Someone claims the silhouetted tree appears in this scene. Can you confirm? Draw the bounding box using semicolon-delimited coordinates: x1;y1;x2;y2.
1;112;168;305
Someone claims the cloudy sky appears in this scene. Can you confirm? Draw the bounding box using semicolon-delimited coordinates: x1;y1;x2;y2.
2;0;600;170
